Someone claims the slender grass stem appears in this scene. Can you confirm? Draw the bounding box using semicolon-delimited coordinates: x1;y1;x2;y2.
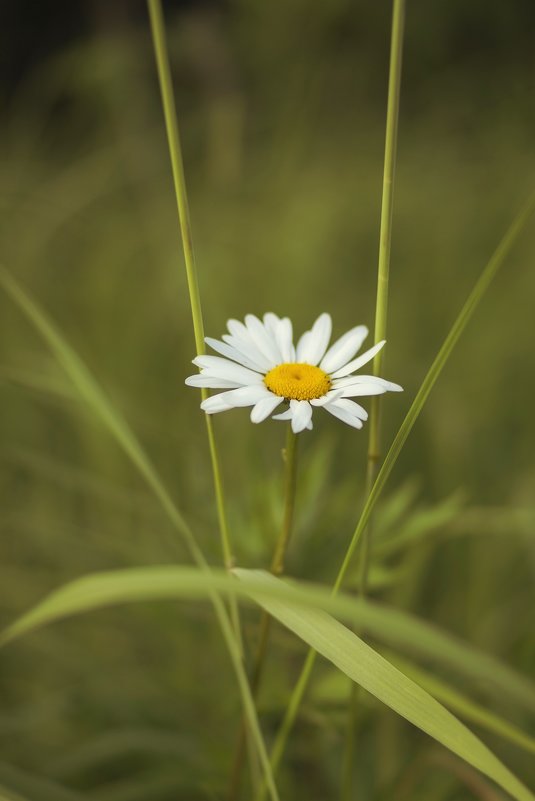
254;193;535;801
147;0;234;574
229;426;299;800
360;0;405;598
342;2;406;797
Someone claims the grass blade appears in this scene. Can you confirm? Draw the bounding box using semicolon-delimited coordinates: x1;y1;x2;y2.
2;564;534;728
0;266;279;801
242;572;534;801
336;190;535;590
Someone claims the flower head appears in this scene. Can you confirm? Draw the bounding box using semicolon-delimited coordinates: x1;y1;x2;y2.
186;313;402;433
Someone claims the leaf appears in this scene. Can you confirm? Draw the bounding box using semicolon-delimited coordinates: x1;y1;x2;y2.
241;571;534;801
383;653;535;756
1;566;534;801
336;192;535;587
0;267;279;801
2;565;534;718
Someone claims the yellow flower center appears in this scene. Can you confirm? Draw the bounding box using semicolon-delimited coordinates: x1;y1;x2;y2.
264;362;331;401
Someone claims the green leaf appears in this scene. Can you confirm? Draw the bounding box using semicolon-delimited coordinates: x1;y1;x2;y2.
384;654;535;756
1;566;534;801
241;571;534;801
336;191;535;588
2;565;534;718
0;267;279;801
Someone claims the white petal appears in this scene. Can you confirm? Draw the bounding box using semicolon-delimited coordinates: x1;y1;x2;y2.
263;313;295;361
263;312;282;334
338;382;389;397
310;390;343;407
336;375;403;392
324;402;364;429
205;337;267;372
296;313;332;365
200;395;234;414
250;394;284;423
320;325;368;374
185;375;241;389
272;408;292;421
289;399;313;433
330;397;368;421
277;317;296;362
193;355;264;385
201;385;270;413
295;330;312;361
222;334;272;372
245;314;283;364
330;340;386;378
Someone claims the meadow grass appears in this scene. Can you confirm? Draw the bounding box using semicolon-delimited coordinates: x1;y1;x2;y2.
1;3;534;801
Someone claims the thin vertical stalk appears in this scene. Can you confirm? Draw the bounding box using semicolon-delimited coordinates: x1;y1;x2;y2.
361;0;405;593
229;426;299;800
147;0;234;574
343;3;405;796
255;190;534;801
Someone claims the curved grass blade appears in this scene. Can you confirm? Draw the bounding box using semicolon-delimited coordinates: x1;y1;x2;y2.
2;565;534;720
243;572;534;801
0;266;279;801
336;190;535;590
385;653;535;756
3;566;532;801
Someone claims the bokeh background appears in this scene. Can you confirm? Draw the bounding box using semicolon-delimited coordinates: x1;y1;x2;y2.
1;1;534;799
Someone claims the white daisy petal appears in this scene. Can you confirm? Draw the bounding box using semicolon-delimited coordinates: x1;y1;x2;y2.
310;390;343;407
296;313;332;365
201;385;270;414
323;401;364;429
263;312;281;334
330;340;386;378
335;374;403;392
320;325;368;374
272;408;292;421
250;394;284;423
205;337;267;372
193;355;264;385
185;375;242;389
339;382;389;397
221;334;273;372
245;314;283;364
187;312;402;430
296;330;312;361
289;399;313;433
263;313;294;361
276;317;295;362
200;395;234;414
330;397;369;421
226;318;250;340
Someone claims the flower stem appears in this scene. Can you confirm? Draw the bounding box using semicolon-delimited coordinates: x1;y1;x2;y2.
229;426;299;800
147;0;235;580
342;2;405;796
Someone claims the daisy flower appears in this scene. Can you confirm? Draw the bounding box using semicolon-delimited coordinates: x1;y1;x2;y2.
185;313;402;433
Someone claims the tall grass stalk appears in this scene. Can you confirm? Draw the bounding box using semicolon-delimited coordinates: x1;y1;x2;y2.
343;1;405;795
147;0;234;574
229;427;299;799
0;265;280;801
254;192;535;801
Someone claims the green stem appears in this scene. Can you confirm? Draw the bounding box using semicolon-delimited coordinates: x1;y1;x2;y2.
360;0;405;597
229;426;299;800
147;0;234;575
255;190;535;801
341;2;405;797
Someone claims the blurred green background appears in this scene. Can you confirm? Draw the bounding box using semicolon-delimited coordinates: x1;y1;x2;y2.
1;1;534;799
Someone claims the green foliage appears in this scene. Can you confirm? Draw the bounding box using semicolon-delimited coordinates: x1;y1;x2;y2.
1;2;534;800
